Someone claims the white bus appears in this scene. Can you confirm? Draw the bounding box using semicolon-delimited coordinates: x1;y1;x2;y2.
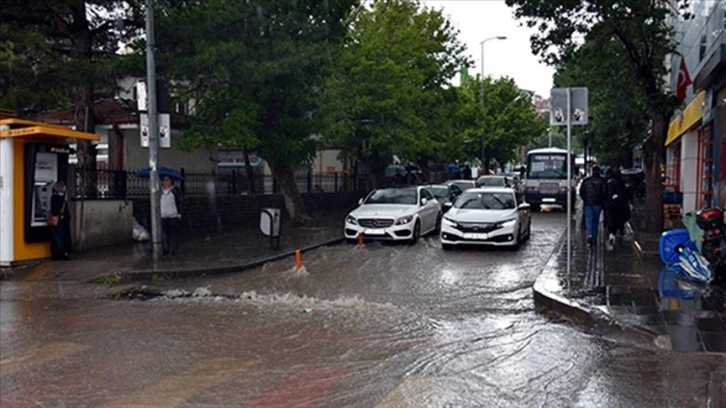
522;147;576;211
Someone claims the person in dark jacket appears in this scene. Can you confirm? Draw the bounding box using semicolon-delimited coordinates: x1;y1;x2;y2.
160;176;184;256
50;181;72;260
579;165;607;246
605;168;631;248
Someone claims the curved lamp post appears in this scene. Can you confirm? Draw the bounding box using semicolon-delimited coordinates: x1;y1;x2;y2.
479;36;507;106
479;36;507;167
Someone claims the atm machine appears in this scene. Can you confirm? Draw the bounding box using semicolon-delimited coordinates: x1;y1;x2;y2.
24;143;70;243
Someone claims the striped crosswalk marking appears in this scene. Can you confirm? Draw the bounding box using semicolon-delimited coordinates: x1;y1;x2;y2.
103;358;255;408
375;376;450;408
0;342;90;377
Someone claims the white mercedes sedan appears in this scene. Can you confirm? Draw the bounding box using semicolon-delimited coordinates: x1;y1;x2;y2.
440;187;531;250
344;186;442;244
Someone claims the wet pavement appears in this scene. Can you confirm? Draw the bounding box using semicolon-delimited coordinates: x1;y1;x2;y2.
534;201;726;354
3;202;726;354
2;208;352;284
3;203;726;407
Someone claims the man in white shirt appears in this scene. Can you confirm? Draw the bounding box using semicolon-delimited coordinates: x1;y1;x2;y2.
160;176;184;256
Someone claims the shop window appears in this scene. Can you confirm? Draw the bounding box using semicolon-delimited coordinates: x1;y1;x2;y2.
665;144;680;191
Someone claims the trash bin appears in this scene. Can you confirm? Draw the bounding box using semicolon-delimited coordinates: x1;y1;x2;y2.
260;208;281;249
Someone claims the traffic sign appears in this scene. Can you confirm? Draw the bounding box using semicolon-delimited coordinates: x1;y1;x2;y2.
550;87;588;126
139;113;171;148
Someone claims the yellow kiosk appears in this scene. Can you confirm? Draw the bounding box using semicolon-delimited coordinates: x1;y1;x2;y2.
0;118;100;265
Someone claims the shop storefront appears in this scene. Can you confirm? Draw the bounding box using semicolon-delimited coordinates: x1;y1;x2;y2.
693;43;726;210
665;91;705;216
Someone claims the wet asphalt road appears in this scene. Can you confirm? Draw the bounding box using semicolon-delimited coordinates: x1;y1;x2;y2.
1;211;724;407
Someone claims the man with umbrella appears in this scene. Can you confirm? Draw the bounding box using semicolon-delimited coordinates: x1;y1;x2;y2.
160;174;184;256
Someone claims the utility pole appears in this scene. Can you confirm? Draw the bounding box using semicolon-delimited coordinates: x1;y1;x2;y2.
145;0;162;259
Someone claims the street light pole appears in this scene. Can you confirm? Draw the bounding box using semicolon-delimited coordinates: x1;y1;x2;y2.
145;0;162;259
479;35;507;171
479;36;507;107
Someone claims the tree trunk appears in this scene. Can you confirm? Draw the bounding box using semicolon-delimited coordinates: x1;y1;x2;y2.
643;109;666;232
69;5;97;196
268;160;313;226
73;85;97;197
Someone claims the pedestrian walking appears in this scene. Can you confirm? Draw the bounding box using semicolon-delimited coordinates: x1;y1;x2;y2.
579;165;607;247
49;181;72;260
160;175;184;256
605;168;631;249
462;164;472;180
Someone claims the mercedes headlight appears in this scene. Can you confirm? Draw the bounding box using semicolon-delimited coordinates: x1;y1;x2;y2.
395;215;414;225
346;215;357;225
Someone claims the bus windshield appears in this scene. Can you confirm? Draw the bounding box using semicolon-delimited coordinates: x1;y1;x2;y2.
527;154;568;179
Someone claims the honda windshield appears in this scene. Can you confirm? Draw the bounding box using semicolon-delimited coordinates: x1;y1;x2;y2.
454;192;515;210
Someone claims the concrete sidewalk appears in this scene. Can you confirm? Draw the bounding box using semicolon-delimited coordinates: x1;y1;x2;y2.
533;202;726;353
5;208;351;283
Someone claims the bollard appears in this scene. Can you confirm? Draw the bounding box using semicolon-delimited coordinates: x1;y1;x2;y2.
357;232;365;249
295;249;302;271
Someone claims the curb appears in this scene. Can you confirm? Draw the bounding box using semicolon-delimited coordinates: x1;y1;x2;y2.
91;237;346;284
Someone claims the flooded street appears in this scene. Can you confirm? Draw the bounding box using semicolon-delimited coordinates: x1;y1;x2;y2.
1;212;724;407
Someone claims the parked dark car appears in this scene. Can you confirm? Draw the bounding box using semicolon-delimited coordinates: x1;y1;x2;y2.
445;179;477;193
425;183;463;212
476;175;512;188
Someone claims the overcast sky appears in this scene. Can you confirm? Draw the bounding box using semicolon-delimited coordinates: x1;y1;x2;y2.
420;0;555;98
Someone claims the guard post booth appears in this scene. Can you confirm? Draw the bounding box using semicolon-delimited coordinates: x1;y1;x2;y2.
0;118;100;265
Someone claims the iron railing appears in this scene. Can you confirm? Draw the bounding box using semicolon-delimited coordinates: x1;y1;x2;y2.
72;167;370;199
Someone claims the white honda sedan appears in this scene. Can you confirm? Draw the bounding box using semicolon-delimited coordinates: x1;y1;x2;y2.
440;187;531;250
344;186;442;244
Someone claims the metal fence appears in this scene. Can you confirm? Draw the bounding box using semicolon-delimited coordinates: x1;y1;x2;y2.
72;167;370;199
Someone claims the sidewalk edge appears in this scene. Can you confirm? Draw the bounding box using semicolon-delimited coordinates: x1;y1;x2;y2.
90;237;346;284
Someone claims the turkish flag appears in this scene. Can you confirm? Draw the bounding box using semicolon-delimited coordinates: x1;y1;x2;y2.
676;57;692;105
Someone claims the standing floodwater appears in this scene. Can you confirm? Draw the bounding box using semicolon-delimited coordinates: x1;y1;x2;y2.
1;211;724;407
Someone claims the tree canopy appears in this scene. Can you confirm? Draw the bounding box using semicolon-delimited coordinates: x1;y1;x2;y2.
0;0;146;191
154;0;359;223
319;0;468;185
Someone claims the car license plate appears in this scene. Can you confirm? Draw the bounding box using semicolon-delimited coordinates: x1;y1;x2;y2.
542;198;556;203
464;233;488;240
365;229;385;235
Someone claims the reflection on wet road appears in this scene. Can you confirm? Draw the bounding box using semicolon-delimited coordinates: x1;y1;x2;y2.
1;212;724;407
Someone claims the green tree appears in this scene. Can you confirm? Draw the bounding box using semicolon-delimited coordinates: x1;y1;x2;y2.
320;0;467;186
154;0;358;224
458;75;546;172
505;0;690;232
0;1;145;172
